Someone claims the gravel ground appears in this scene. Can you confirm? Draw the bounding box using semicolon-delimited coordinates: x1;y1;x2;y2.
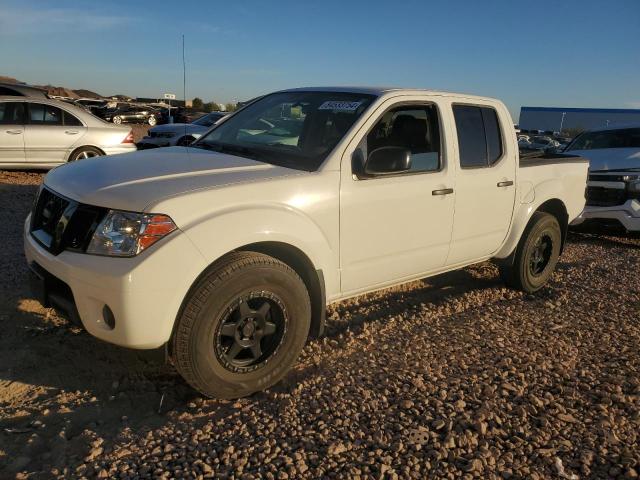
0;170;639;479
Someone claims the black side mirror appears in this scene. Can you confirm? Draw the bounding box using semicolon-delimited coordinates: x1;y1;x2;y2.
365;147;412;175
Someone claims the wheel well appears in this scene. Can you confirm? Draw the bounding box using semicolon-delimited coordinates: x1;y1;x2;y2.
536;198;569;251
237;242;326;340
68;145;105;161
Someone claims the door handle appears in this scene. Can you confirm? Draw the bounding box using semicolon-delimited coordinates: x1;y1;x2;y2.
5;129;22;135
497;180;514;187
65;130;79;135
432;188;454;196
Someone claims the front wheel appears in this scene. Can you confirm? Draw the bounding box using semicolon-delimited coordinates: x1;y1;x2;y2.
172;252;311;399
147;115;157;126
499;212;562;293
112;116;122;124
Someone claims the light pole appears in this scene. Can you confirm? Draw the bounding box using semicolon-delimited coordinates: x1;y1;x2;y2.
559;112;566;134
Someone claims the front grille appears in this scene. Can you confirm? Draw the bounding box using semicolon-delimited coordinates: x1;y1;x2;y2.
30;188;107;255
585;186;627;207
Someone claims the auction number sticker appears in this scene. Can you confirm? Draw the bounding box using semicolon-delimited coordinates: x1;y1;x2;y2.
318;101;362;112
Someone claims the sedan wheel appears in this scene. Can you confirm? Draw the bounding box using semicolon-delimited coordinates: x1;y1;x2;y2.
148;115;157;126
70;147;103;162
113;116;122;124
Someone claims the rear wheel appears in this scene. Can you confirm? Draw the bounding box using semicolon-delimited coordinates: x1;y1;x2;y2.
172;252;311;399
148;115;157;126
112;116;122;124
69;146;103;162
499;212;562;293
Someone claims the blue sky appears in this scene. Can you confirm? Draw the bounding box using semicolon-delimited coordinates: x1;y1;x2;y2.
1;0;638;120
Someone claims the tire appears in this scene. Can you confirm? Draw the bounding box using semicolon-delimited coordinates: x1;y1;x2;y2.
148;115;157;126
69;146;103;162
176;135;195;147
499;212;562;293
112;116;122;124
172;252;311;399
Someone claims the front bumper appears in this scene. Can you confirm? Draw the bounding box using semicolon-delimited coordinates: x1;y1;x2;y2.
570;199;640;231
136;137;175;150
103;144;138;156
24;216;207;349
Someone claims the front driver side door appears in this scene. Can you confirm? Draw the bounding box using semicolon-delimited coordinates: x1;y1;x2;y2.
340;99;456;295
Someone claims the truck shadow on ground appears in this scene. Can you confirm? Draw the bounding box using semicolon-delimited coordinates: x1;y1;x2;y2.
0;264;503;474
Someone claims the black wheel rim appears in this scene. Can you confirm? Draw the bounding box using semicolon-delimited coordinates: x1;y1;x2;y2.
214;292;287;373
529;233;553;276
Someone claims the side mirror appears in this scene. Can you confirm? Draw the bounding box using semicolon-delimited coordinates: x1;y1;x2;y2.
365;147;412;175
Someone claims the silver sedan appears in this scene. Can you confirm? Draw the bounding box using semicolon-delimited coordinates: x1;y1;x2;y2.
0;96;136;169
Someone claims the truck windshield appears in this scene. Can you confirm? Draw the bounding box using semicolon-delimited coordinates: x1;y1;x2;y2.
568;128;640;150
193;91;375;171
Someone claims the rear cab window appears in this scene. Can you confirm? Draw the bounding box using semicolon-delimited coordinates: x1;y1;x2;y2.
453;104;503;168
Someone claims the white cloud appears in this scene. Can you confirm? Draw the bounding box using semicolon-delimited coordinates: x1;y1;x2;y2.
0;5;129;35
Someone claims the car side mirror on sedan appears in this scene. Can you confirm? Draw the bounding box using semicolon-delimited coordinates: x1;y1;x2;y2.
365;146;412;176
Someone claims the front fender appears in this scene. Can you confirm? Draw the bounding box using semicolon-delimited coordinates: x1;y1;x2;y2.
181;203;339;298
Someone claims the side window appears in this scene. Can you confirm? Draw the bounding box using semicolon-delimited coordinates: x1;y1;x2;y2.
453;105;503;168
365;104;441;173
28;103;63;125
0;102;25;125
482;108;503;164
63;110;83;126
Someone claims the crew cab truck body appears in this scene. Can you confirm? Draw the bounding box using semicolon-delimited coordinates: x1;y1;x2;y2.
24;87;588;398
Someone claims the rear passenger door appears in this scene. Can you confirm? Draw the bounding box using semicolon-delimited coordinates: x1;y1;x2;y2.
0;101;26;164
24;103;86;164
446;103;516;266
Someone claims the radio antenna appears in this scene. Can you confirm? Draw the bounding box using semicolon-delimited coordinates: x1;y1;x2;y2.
182;34;186;105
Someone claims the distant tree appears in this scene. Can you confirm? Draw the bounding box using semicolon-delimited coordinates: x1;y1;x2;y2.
225;102;237;112
204;101;222;112
192;97;204;109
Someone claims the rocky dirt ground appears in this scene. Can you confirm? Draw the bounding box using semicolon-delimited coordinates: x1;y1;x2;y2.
0;170;638;479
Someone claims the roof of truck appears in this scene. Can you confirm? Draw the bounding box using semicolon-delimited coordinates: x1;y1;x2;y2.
281;86;495;101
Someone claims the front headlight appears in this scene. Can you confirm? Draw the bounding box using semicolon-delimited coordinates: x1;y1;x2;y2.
87;210;177;257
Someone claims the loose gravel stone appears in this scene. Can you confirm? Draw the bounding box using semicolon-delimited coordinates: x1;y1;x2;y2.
1;170;639;479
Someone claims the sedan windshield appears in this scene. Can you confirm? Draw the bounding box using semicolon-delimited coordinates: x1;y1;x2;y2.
194;91;375;171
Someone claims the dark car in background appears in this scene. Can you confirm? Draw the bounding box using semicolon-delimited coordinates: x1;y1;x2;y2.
99;104;160;126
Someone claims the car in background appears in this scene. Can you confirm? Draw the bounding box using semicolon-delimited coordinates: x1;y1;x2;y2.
0;96;136;169
99;104;160;126
137;111;227;149
0;82;48;98
529;136;561;152
567;125;640;231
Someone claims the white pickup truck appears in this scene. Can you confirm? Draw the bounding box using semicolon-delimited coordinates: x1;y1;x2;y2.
24;87;588;398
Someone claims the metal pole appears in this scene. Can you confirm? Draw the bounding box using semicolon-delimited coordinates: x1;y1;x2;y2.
559;112;566;133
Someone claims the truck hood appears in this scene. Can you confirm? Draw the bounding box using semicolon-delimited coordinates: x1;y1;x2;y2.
566;147;640;172
44;146;302;211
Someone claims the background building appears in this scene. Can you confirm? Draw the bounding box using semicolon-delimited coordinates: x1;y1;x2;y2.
519;106;640;133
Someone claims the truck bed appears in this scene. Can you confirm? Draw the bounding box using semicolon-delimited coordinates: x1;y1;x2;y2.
519;151;589;167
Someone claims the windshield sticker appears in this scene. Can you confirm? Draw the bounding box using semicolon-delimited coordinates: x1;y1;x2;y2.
318;101;362;112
